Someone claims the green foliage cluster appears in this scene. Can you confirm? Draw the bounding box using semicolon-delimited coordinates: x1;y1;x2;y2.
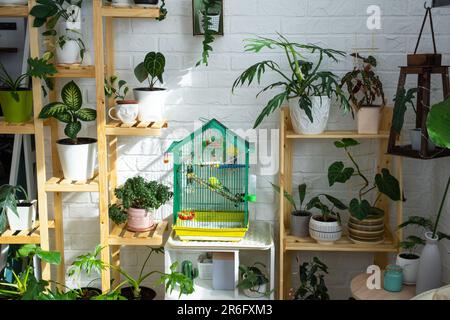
134;52;166;90
293;257;329;300
197;0;222;67
0;184;30;233
237;262;271;297
104;75;129;101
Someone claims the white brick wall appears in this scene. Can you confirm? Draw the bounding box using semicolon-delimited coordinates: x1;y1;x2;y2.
56;0;450;299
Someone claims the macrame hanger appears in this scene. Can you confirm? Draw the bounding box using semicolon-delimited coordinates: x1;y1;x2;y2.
414;3;437;54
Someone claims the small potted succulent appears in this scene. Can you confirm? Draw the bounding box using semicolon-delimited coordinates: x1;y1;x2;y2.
105;76;138;124
38;81;97;181
133;51;167;122
291;256;330;300
328;138;402;244
237;262;271;298
341;54;385;134
0;184;36;233
395;232;424;285
108;176;173;232
270;183;312;238
0;59;56;123
56;30;86;65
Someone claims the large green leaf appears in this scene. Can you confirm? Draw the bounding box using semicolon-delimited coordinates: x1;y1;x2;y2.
144;52;165;80
349;198;371;220
375;168;401;201
392;88;417;134
299;184;306;207
64;121;82;140
36;249;61;265
27;57;57;79
61;81;82;111
334;138;360;149
29;4;54;19
427;98;450;148
54;111;72;124
38;102;67;119
323;194;347;210
253;91;288;128
134;62;148;83
270;182;297;211
328;161;354;186
76;108;97;122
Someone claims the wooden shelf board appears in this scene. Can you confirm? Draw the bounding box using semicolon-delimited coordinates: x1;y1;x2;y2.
45;174;99;192
108;220;167;246
0;5;28;17
284;230;398;253
51;65;96;78
105;120;168;136
0;220;55;245
101;5;160;18
0;118;35;134
286;130;390;139
388;145;450;160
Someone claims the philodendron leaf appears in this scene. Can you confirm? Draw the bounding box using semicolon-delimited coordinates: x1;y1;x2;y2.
64;121;82;140
392;88;417;134
323;194;347;210
375;168;401;201
76;108;97;122
427;98;450;148
36;249;61;265
328;161;354;186
299;184;306;207
349;198;371;220
17;244;38;258
134;62;148;83
38;102;67;119
61;81;82;111
334;138;360;149
144;52;165;80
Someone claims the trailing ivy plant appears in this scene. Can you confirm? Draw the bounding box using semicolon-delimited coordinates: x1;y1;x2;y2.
293;257;330;300
38;80;97;142
328;138;401;220
157;0;167;21
30;0;82;35
0;58;57;100
0;184;30;233
196;0;221;67
108;176;173;225
134;52;166;90
104;75;129;101
340;53;385;110
232;34;351;128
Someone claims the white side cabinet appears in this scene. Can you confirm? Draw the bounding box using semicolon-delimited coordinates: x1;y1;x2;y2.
164;221;275;300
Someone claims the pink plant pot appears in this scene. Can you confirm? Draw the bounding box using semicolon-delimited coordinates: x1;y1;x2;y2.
127;208;155;232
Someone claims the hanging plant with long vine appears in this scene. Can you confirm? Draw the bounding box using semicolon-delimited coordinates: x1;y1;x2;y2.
196;0;222;67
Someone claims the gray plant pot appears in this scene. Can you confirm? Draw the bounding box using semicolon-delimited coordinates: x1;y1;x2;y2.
290;211;311;238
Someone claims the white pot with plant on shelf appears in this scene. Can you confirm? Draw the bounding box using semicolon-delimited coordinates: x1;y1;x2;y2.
133;51;167;122
341;54;385;134
0;185;36;232
38;81;97;181
289;96;331;135
56;30;86;65
238;263;270;299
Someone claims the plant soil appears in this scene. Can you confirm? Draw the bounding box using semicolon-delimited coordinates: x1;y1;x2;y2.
56;137;97;146
292;210;311;217
399;253;420;260
120;286;156;300
77;287;102;300
133;87;166;92
313;216;337;223
16;202;32;207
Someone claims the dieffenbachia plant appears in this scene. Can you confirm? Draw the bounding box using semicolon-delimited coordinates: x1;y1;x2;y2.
328;138;401;220
38;81;96;142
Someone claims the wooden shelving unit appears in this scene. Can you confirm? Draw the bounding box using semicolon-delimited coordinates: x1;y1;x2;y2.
51;65;96;78
278;107;404;300
0;2;63;284
92;0;168;291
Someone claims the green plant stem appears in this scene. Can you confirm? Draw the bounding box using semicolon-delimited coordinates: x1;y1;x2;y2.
433;176;450;238
345;147;369;199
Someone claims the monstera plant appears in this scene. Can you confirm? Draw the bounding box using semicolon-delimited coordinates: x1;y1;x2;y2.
38;81;97;181
133;51;167;122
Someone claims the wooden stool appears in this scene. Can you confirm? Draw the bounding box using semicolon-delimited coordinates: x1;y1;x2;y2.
351;273;416;300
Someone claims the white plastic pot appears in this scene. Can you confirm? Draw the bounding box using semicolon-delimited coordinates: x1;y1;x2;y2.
6;200;37;231
133;88;167;122
56;138;97;181
309;215;342;245
396;252;420;285
56;40;81;65
410;129;436;152
0;0;28;5
289;96;331;135
243;283;267;299
357;106;381;134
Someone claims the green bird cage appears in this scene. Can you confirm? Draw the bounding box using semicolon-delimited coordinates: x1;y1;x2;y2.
167;119;254;241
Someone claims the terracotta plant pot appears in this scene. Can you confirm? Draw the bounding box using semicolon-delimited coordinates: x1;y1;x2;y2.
357;105;381;134
0;89;33;123
120;286;156;300
309;215;342;245
290;210;311;238
127;207;154;232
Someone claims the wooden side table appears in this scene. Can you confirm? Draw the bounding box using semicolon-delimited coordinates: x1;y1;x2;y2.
351;273;416;300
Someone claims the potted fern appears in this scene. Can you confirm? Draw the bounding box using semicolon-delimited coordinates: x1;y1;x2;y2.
341;54;385;134
108;176;173;232
0;184;36;233
232;35;350;133
133;51;167;122
38;81;97;181
0;59;56;123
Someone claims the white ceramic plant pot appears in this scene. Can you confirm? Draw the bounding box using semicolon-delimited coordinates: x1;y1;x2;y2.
416;232;442;294
108;100;139;124
309;215;342;245
133;88;167;122
243;283;267;299
56;138;97;181
410;129;436;152
289;96;330;135
357;105;381;134
56;40;81;65
0;0;28;5
6;200;37;231
396;252;420;285
111;0;131;7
